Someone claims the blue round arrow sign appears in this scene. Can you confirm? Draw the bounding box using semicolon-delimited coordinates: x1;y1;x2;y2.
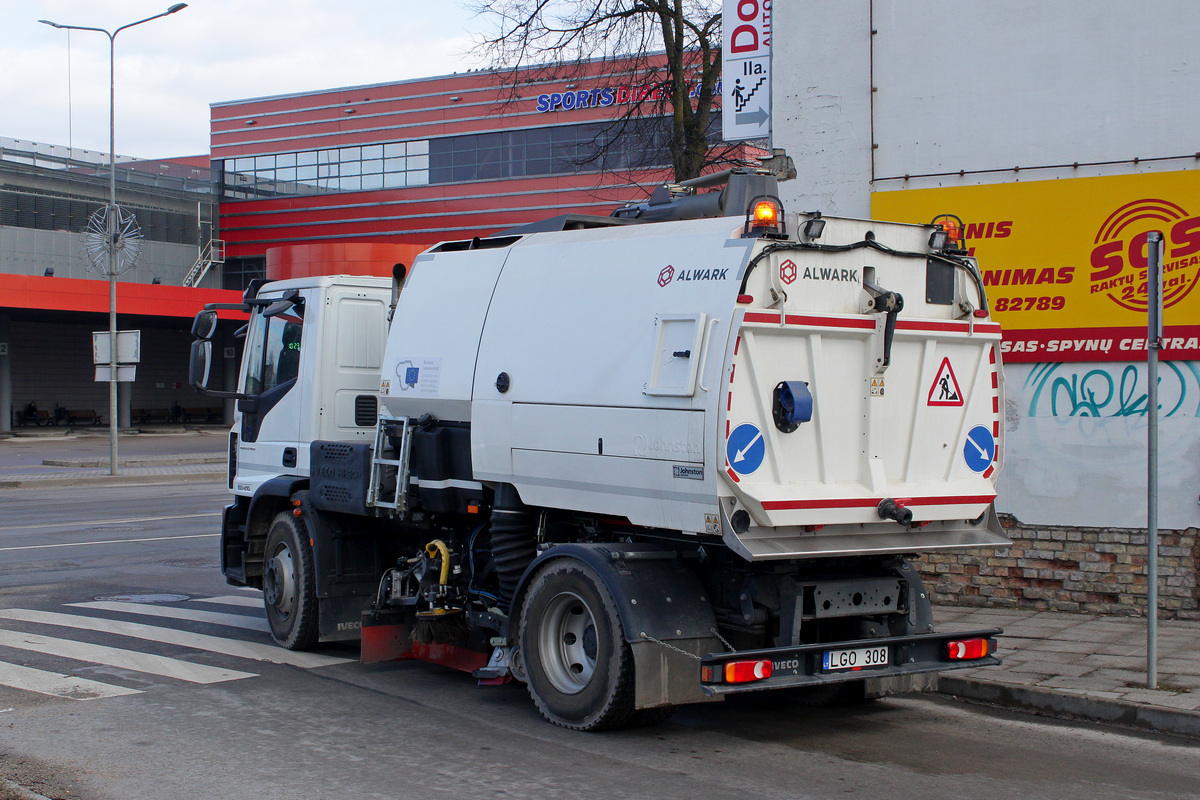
727;423;766;475
963;425;996;473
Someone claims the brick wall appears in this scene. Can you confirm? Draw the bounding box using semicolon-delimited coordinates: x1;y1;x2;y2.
917;516;1200;620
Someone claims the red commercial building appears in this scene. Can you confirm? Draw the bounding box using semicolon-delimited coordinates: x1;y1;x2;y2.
209;59;729;284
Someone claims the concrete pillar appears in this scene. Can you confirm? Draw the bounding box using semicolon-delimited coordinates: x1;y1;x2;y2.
0;313;11;433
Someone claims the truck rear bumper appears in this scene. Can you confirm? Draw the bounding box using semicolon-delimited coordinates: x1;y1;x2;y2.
725;510;1009;560
699;628;1001;696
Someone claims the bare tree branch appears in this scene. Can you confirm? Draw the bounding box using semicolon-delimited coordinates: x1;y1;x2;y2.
467;0;754;183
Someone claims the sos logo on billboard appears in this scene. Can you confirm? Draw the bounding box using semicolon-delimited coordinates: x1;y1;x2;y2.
1089;198;1200;312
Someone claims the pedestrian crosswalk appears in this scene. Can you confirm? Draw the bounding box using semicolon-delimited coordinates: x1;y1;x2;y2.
68;600;273;633
0;593;353;703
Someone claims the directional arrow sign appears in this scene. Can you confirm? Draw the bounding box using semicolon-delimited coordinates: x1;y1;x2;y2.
963;425;996;473
735;108;769;127
726;423;766;475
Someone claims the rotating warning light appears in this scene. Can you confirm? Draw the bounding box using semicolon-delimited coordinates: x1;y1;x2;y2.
946;638;991;660
725;659;774;683
930;214;967;253
743;195;786;238
753;200;779;226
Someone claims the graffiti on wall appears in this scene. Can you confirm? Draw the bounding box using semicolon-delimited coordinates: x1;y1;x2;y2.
1023;361;1200;418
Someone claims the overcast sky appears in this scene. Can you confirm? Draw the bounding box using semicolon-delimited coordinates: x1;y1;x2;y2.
1;0;486;159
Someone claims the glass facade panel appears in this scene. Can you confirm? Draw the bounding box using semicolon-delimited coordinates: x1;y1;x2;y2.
219;114;683;201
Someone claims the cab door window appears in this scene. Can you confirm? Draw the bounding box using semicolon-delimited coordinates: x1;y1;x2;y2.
242;312;303;395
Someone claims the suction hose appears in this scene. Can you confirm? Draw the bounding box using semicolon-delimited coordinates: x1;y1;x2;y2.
489;484;537;612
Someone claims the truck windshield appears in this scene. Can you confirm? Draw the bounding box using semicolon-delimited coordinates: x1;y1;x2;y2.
242;311;303;395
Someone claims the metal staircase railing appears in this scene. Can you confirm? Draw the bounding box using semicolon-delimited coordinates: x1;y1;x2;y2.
183;239;226;287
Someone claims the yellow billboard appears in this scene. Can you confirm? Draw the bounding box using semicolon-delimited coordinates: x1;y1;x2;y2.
873;171;1200;363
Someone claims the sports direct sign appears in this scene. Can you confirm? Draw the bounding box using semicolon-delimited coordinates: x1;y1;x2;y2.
872;170;1200;363
534;81;714;113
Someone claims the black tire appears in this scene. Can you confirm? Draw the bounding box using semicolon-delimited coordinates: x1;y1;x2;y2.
262;511;319;650
520;560;637;731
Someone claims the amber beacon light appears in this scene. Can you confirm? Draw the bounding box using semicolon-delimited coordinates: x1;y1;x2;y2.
744;195;786;238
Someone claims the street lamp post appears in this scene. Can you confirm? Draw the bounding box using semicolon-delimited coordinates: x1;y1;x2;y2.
40;4;187;476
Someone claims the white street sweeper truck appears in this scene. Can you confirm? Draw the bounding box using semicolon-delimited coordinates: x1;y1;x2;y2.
189;170;1008;730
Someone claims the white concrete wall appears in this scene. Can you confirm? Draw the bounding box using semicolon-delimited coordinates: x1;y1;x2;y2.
1001;361;1200;530
770;0;1200;529
771;1;873;216
773;0;1200;213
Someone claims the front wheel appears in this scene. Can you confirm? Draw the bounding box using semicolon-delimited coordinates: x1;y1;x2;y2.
263;511;319;650
519;560;637;731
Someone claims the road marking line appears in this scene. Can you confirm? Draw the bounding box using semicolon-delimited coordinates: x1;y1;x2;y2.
68;601;270;633
0;661;141;700
193;595;263;609
0;512;221;532
0;609;349;668
0;533;219;552
0;629;256;684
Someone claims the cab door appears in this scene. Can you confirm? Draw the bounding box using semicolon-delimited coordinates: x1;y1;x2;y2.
236;301;305;484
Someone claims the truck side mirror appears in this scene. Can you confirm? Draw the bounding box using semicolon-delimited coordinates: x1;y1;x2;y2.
192;309;218;340
189;339;212;390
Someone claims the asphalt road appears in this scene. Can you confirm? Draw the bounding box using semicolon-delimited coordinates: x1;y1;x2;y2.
1;480;1198;800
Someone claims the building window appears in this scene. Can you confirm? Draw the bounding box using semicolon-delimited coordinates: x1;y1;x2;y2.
217;116;681;201
221;256;265;291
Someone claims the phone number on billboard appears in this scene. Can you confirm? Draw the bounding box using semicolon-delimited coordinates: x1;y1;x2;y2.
992;296;1065;312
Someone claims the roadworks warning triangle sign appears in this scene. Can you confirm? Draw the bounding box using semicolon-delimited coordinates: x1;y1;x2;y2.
927;357;964;406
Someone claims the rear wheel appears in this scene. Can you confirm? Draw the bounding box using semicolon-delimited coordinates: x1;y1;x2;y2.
520;560;637;731
263;511;319;650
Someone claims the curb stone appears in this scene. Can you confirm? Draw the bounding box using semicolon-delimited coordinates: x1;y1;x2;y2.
0;471;225;489
937;676;1200;739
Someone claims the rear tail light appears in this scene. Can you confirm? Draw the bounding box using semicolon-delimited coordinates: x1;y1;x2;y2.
725;659;773;683
947;638;991;660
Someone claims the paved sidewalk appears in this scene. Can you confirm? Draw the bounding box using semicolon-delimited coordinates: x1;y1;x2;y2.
935;605;1200;738
0;427;227;487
